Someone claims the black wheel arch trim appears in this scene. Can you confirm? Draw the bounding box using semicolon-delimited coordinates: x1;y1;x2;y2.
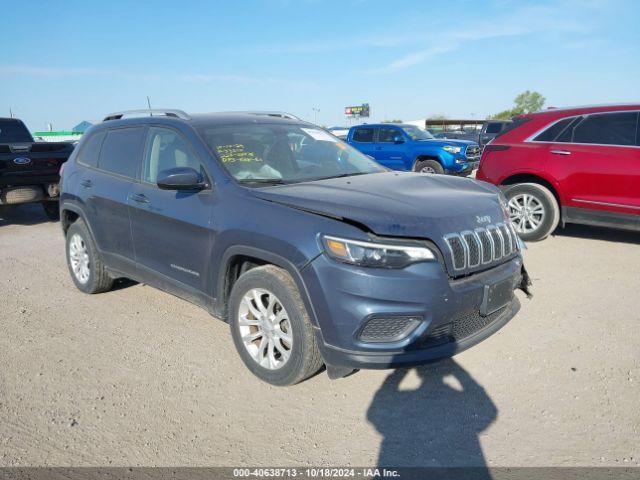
59;200;97;239
216;245;323;331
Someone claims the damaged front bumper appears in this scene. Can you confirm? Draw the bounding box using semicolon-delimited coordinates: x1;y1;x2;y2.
303;254;532;371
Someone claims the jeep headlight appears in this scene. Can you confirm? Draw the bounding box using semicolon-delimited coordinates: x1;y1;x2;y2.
322;235;435;268
443;145;462;154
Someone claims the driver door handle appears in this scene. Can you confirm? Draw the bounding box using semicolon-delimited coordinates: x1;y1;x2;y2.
551;149;572;156
130;193;150;204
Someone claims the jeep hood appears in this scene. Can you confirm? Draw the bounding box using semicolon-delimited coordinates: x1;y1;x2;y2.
251;172;505;239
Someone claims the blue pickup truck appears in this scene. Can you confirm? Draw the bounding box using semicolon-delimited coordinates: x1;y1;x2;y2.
346;123;480;176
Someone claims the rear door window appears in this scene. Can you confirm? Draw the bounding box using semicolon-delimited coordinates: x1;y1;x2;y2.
98;127;145;178
75;130;106;167
571;112;638;146
352;127;374;143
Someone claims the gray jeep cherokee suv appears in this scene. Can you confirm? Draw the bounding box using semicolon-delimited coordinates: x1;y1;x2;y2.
60;109;531;386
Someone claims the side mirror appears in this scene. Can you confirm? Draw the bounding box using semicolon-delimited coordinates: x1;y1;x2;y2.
157;167;207;191
393;135;405;144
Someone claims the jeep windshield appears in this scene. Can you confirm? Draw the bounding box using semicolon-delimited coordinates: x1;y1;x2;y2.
197;123;385;186
401;125;434;141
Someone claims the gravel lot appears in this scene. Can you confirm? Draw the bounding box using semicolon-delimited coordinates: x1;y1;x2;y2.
1;203;638;468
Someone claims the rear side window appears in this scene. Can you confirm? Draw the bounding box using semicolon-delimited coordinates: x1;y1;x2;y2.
533;117;575;142
352;128;374;143
98;127;145;178
75;131;106;167
571;112;638;146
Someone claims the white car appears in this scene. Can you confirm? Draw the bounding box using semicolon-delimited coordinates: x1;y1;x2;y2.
327;126;350;140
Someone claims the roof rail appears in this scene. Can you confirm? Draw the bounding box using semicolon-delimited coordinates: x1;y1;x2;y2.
102;109;190;122
229;111;302;121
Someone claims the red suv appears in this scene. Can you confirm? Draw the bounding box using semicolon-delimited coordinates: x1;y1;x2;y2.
477;104;640;241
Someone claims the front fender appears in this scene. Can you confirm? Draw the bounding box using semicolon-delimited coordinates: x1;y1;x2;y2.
215;244;322;329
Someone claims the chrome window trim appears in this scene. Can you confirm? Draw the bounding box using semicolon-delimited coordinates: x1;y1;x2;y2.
524;110;640;148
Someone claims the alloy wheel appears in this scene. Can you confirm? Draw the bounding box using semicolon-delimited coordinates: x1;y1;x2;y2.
508;194;546;234
69;233;90;284
238;288;293;370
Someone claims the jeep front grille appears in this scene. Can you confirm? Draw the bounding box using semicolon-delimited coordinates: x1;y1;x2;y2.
444;222;519;274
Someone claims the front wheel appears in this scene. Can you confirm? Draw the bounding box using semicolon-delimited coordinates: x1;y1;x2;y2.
504;183;560;242
414;159;444;174
228;265;323;386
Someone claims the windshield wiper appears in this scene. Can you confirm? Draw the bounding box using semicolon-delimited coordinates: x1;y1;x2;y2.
310;172;372;182
238;178;288;186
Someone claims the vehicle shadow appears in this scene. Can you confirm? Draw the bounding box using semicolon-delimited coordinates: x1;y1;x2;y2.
552;223;639;245
0;203;56;227
110;278;139;291
367;359;496;476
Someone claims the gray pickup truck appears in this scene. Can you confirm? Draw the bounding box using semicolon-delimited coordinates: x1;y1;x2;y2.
0;118;74;219
478;120;512;147
436;120;512;148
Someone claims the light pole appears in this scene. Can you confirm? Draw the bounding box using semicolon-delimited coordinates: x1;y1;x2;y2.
312;107;320;125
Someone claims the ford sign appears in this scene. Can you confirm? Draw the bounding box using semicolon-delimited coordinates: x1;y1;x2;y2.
13;157;32;165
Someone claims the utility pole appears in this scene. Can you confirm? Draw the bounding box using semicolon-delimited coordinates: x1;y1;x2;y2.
147;96;153;116
312;107;320;125
9;108;13;118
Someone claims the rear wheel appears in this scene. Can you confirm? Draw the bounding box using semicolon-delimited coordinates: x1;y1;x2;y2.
65;219;113;293
504;183;560;242
414;159;444;174
228;265;323;386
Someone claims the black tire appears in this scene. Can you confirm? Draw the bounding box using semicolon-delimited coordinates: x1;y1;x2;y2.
65;219;113;294
42;201;60;221
228;265;323;386
504;183;560;242
414;159;444;174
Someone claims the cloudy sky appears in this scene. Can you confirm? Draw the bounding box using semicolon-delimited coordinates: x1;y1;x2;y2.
1;0;639;129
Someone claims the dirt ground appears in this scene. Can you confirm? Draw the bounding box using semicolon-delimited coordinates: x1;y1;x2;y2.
1;203;638;467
